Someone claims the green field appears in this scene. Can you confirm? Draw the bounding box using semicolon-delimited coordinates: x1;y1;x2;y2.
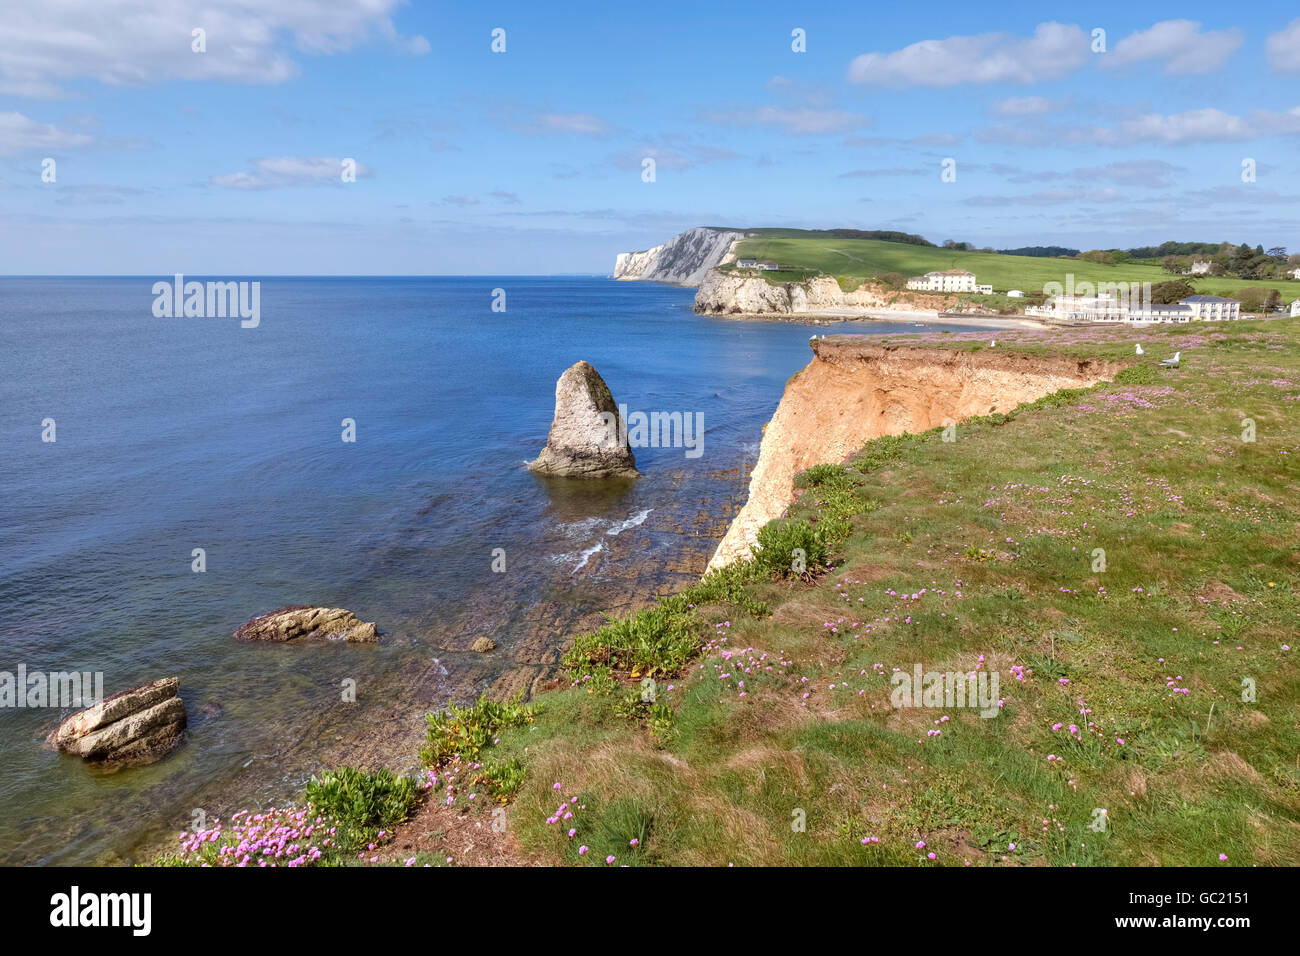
732;232;1300;303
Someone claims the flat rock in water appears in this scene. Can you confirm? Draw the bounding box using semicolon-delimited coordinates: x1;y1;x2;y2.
51;677;187;768
234;605;379;644
528;360;639;479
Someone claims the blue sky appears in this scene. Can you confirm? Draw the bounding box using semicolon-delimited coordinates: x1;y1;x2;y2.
3;0;1300;274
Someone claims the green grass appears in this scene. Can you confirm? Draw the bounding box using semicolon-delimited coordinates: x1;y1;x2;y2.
731;235;1300;303
499;317;1300;867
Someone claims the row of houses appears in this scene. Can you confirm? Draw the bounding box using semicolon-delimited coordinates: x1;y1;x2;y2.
735;258;779;271
905;270;993;295
1026;293;1241;324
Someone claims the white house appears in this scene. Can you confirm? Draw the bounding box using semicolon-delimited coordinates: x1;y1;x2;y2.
1189;259;1213;275
1290;298;1300;317
1289;267;1300;280
1181;295;1241;321
1129;303;1194;323
757;260;779;271
736;258;758;268
906;270;983;293
1026;292;1239;324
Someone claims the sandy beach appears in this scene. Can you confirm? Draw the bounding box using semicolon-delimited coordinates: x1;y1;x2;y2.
706;306;1050;329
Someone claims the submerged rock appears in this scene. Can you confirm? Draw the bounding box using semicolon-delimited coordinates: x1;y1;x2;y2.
234;605;379;643
470;637;497;653
52;677;186;767
528;361;639;479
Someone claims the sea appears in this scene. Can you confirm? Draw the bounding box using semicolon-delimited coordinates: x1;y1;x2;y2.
0;275;994;864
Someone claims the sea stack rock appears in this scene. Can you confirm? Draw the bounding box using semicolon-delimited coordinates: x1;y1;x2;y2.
528;361;639;479
234;605;379;644
52;677;187;768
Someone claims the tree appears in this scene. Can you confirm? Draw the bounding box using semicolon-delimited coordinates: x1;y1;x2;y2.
1267;246;1288;260
1150;279;1197;304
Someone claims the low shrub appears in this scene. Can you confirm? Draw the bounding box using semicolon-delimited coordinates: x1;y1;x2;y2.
305;766;420;836
422;692;533;766
753;519;828;578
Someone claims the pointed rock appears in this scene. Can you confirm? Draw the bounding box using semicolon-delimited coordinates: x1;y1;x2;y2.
528;361;639;479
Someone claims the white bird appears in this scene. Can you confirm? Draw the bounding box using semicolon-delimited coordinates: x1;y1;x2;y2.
990;340;996;347
1160;351;1180;368
1135;344;1144;355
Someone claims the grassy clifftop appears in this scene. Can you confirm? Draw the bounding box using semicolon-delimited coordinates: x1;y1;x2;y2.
731;235;1300;302
485;319;1299;866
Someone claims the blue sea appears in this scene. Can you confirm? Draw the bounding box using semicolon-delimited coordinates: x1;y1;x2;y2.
0;276;993;864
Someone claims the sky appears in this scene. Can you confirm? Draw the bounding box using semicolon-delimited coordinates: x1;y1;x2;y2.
2;0;1300;274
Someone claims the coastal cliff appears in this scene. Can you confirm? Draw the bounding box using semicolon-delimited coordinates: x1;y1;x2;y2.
708;339;1121;568
694;269;961;316
614;227;747;286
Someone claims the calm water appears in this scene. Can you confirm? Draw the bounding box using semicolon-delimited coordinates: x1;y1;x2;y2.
0;276;991;864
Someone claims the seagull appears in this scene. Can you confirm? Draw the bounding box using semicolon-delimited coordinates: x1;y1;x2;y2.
990;340;996;347
1135;344;1144;355
1160;351;1180;369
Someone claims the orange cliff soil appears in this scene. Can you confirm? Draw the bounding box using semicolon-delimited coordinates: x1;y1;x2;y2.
707;337;1123;569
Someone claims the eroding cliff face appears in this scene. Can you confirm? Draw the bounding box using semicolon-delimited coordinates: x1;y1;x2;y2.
614;228;747;286
695;269;960;315
708;339;1121;569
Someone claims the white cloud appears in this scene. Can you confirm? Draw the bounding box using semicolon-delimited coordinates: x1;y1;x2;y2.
839;167;927;178
1266;19;1300;72
0;111;95;155
531;113;614;136
847;23;1089;88
992;96;1068;117
0;0;427;98
698;106;870;135
1074;160;1184;187
1104;20;1242;75
964;187;1123;207
1120;108;1255;143
211;157;372;189
979;106;1300;147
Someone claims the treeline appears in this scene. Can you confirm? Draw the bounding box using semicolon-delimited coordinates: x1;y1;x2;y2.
745;228;935;246
1155;243;1297;281
820;229;934;246
996;246;1081;258
1127;241;1224;259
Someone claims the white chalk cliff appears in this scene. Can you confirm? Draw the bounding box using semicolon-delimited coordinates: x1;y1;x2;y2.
614;227;747;287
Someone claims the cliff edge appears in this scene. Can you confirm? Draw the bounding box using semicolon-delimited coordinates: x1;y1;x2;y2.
614;227;747;286
695;269;963;315
709;338;1121;569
